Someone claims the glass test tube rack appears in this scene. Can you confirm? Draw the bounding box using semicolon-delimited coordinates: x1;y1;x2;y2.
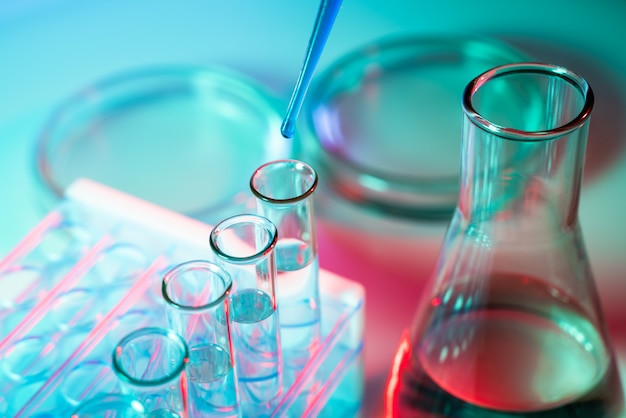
0;179;365;417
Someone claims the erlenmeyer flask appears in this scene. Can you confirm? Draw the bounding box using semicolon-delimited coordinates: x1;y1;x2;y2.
385;62;624;417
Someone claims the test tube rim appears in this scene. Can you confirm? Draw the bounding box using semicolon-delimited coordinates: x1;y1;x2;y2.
250;159;319;204
111;327;189;388
209;214;277;265
161;260;233;312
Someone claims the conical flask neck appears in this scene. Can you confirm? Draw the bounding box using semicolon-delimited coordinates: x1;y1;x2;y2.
458;63;593;231
458;121;588;231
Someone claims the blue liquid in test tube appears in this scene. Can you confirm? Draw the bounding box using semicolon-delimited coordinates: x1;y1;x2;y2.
210;214;283;417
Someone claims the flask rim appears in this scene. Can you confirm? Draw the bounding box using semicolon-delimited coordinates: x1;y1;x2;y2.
462;62;594;141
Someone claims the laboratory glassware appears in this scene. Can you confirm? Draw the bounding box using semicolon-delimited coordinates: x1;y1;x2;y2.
385;62;625;417
112;327;189;418
35;66;295;224
2;178;365;416
209;214;283;417
281;0;343;138
250;159;321;377
162;260;241;417
302;35;530;218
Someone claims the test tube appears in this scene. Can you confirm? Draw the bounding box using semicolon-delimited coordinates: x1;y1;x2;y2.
162;260;241;417
112;327;189;417
250;159;321;373
209;214;283;416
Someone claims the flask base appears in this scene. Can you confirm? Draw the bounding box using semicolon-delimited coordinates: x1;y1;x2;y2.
385;332;625;418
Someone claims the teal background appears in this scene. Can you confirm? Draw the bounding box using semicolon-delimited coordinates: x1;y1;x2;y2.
2;0;626;414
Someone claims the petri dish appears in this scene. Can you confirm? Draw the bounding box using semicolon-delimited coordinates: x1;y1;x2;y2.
302;35;530;218
35;66;296;223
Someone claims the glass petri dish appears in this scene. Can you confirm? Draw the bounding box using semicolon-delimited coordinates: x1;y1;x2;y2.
35;66;296;223
302;35;530;219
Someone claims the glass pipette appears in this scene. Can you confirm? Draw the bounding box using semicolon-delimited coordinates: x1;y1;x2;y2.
281;0;343;139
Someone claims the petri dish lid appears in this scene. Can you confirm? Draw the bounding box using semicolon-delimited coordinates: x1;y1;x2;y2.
302;35;530;219
35;65;296;222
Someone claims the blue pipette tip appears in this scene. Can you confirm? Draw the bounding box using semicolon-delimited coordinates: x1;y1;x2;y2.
280;0;343;140
281;119;295;139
